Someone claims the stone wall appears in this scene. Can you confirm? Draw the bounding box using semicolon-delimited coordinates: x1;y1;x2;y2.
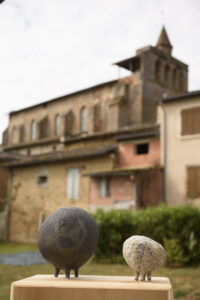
8;154;115;243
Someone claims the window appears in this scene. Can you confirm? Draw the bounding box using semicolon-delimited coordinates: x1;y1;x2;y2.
104;101;109;129
155;60;162;80
164;64;170;83
93;103;102;132
55;114;61;136
37;175;48;186
39;116;49;139
19;124;25;143
64;110;75;136
67;168;80;199
80;107;87;132
179;71;185;92
181;107;200;136
135;143;149;155
172;68;177;89
31;120;37;140
98;177;110;198
187;167;200;198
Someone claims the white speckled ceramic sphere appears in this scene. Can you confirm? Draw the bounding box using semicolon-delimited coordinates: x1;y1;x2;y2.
123;235;166;281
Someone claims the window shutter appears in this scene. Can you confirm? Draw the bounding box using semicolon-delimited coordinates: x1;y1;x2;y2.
64;110;75;136
19;125;25;143
181;107;200;135
187;167;200;198
2;128;8;145
73;168;80;199
67;169;74;199
93;103;102;132
67;168;80;199
80;107;87;132
39;116;49;139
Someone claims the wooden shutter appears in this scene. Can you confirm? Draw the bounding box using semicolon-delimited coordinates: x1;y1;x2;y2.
67;168;80;199
187;167;200;198
2;128;8;145
64;110;75;136
93;103;102;132
181;107;200;135
39;116;49;139
19;125;25;143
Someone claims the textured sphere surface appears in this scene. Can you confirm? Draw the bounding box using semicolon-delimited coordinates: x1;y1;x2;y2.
38;207;98;270
123;235;166;274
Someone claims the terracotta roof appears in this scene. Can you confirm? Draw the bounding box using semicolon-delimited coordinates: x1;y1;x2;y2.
3;144;117;168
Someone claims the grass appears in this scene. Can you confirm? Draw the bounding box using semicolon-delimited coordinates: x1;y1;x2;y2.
0;242;200;300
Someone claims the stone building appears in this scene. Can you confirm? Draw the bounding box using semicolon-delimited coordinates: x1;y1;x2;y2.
158;90;200;207
0;27;188;242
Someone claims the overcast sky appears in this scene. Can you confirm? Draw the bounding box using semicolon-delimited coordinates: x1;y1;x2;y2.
0;0;200;142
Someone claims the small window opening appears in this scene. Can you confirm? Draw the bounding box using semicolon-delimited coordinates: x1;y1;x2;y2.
37;175;48;185
98;177;110;198
135;143;149;155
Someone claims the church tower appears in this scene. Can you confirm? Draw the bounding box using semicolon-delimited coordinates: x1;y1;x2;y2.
114;27;188;124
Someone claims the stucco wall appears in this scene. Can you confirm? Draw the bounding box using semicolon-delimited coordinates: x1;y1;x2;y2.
159;96;200;206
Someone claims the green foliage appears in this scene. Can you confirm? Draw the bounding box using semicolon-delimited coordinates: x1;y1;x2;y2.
92;205;200;266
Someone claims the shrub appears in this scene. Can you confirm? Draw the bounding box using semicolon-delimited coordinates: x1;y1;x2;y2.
92;205;200;266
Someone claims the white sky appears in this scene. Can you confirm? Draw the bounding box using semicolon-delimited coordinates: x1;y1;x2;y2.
0;0;200;142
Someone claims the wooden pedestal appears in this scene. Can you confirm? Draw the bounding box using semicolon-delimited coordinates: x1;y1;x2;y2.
10;275;173;300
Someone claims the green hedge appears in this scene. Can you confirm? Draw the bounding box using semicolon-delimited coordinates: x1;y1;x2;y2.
92;205;200;266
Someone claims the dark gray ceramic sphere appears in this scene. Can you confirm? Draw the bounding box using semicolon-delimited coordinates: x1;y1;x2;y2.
38;207;98;277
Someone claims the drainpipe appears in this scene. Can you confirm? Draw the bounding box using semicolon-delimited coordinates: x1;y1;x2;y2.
159;101;167;204
5;168;13;241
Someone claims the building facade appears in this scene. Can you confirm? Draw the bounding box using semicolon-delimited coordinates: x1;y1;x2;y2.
0;27;188;242
158;91;200;207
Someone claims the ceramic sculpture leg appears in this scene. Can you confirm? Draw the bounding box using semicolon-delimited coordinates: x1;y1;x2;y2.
74;269;79;278
140;273;146;281
65;268;70;279
135;272;139;281
54;267;60;277
147;272;151;281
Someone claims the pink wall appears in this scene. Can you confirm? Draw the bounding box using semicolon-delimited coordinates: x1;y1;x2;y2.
118;138;160;168
89;176;134;206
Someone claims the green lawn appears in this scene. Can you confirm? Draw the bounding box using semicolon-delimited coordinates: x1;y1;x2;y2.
0;242;200;300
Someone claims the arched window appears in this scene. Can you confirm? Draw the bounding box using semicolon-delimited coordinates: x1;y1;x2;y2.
55;114;61;136
179;71;185;92
155;60;162;80
104;101;110;129
172;68;177;89
80;107;87;132
31;120;37;140
164;64;170;83
11;126;17;144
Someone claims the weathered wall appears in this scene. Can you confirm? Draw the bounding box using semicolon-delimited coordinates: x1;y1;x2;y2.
89;176;135;211
8;155;115;243
118;138;160;168
158;96;200;206
89;168;162;211
141;49;188;124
